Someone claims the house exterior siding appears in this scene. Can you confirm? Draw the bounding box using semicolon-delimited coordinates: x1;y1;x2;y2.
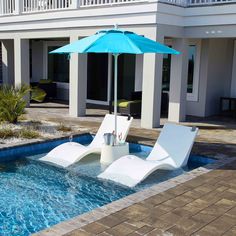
1;0;236;127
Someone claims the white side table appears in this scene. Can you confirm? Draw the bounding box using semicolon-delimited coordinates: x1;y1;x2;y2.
100;143;129;165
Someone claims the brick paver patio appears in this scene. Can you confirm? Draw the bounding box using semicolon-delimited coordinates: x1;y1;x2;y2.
28;102;236;236
63;161;236;236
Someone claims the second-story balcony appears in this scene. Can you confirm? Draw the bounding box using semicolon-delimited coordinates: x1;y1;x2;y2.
1;0;236;17
0;0;74;16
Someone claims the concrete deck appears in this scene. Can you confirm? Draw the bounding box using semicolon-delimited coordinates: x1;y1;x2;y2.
28;102;236;236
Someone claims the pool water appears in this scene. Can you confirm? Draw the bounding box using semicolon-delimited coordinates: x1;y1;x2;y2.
0;135;215;236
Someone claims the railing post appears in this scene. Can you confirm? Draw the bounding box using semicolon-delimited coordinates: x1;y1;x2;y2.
71;0;79;8
14;0;23;15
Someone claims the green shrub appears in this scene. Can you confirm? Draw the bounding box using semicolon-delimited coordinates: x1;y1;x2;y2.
0;128;16;139
0;85;30;123
57;123;72;132
0;127;41;140
31;87;46;103
18;128;41;139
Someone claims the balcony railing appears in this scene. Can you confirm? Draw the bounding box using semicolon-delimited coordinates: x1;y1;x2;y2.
188;0;236;6
23;0;72;12
80;0;144;7
0;0;15;15
0;0;76;15
0;0;236;16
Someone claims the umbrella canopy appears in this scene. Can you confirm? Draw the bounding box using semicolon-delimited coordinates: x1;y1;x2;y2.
52;29;179;55
51;28;180;143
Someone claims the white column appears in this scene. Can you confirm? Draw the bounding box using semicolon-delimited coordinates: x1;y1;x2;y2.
231;40;236;97
69;35;87;117
168;38;188;122
141;31;164;128
1;40;14;85
14;38;30;87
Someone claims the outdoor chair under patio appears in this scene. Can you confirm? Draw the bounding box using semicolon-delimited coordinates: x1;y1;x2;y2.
40;114;133;168
98;123;198;187
109;91;142;117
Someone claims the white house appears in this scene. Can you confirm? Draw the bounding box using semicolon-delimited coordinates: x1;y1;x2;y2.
0;0;235;128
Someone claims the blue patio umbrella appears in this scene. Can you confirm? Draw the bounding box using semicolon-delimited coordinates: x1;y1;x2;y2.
51;28;180;141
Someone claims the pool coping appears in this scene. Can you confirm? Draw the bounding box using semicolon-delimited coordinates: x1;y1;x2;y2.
14;135;232;235
0;132;91;151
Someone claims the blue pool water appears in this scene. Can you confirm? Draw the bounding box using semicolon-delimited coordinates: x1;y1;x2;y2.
0;134;215;236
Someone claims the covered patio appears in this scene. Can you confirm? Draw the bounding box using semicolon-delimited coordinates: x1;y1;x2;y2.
26;100;236;125
26;101;236;151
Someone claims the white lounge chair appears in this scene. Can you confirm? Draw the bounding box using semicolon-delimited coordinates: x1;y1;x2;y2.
40;114;133;168
98;123;198;187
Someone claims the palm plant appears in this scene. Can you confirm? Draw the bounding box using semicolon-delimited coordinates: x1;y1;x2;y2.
31;86;47;102
0;85;30;123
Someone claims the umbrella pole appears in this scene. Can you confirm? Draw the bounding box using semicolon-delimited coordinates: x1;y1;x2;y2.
113;53;119;144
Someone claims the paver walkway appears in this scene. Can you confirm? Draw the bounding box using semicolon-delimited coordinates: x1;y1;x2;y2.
26;102;236;158
65;160;236;236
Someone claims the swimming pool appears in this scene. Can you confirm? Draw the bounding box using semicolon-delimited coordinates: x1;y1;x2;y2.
0;134;215;236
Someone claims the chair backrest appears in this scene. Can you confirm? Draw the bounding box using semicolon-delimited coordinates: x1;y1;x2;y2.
90;114;133;147
147;123;198;168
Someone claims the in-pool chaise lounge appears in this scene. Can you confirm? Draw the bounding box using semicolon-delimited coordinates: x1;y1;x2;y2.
40;114;133;168
98;123;198;187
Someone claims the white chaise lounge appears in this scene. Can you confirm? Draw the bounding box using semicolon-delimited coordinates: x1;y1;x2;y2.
40;114;133;168
98;123;198;187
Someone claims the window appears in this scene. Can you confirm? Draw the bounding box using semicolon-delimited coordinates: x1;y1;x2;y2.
187;45;195;94
187;41;201;102
162;53;171;92
87;53;108;102
115;54;136;100
44;41;69;84
162;40;201;102
47;46;69;83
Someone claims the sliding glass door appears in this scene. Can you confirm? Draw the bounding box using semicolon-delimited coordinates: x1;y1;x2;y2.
87;54;136;105
48;46;69;83
87;53;109;104
110;54;136;101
